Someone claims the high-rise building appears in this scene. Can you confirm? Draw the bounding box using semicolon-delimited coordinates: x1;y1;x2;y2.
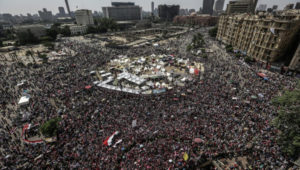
217;10;300;71
226;0;258;14
179;9;189;16
158;5;180;21
267;8;273;13
38;8;53;22
295;2;300;9
58;7;66;16
189;9;196;14
203;0;215;15
75;9;94;25
257;4;267;11
272;5;278;10
65;0;71;16
174;15;218;26
2;13;14;23
284;4;294;10
151;2;155;15
214;0;225;11
102;2;142;21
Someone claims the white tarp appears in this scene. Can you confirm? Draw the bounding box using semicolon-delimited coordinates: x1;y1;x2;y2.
189;68;195;74
118;72;145;85
132;120;137;128
18;96;30;105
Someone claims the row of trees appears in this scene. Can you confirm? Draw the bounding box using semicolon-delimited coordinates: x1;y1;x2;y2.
16;23;71;46
16;29;40;45
46;23;71;40
187;33;206;52
0;29;15;42
209;26;218;38
87;18;118;34
272;81;300;157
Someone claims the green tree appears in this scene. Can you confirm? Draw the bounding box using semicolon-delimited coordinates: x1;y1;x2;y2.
244;56;254;63
40;117;62;137
46;23;63;40
209;26;218;38
39;36;54;42
0;29;15;40
46;28;58;40
0;39;3;47
95;18;118;33
272;81;300;157
61;26;71;37
186;44;192;52
17;29;39;45
87;25;98;34
225;45;233;53
43;42;54;50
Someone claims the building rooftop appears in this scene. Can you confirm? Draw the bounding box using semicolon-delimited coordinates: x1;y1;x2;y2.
111;2;135;7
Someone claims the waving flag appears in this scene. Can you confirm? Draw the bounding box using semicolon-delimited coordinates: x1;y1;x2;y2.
103;131;119;146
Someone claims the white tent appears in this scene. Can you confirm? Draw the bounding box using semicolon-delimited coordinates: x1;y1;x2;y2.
18;96;30;105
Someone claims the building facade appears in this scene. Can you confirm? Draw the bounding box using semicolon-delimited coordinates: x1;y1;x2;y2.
214;0;225;11
58;7;66;17
272;5;278;10
173;15;218;26
257;4;267;11
226;0;258;14
38;8;53;22
69;25;87;35
203;0;215;15
296;3;300;10
75;9;94;25
288;43;300;71
158;5;180;21
284;4;294;10
217;10;300;71
102;2;142;21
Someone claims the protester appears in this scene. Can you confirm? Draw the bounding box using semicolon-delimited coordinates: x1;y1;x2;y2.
0;30;298;169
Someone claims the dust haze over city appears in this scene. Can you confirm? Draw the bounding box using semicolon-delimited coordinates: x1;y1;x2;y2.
0;0;299;169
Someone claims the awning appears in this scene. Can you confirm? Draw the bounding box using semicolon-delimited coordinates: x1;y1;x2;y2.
85;85;92;89
257;73;267;78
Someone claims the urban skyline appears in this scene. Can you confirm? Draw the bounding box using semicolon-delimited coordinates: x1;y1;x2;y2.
0;0;299;15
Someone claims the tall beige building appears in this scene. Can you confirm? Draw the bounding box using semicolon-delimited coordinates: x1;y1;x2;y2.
217;9;300;71
226;0;258;14
75;9;94;25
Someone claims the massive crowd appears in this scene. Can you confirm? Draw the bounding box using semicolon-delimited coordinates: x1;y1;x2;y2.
0;29;298;169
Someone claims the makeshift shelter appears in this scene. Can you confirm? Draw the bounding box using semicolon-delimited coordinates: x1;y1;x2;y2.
18;96;30;105
85;85;92;90
257;72;267;78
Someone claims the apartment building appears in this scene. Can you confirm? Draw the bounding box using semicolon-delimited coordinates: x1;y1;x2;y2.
217;9;300;71
75;9;94;25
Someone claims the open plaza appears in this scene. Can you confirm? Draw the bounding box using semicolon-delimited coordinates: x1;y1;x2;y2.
0;25;299;169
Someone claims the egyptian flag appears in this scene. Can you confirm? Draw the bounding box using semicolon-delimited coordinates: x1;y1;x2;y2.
103;131;119;146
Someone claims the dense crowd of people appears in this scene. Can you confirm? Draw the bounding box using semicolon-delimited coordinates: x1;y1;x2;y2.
0;29;298;169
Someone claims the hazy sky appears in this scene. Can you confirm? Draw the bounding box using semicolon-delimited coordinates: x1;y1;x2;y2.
0;0;299;15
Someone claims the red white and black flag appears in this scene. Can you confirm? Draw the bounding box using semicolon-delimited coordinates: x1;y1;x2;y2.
103;131;120;146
